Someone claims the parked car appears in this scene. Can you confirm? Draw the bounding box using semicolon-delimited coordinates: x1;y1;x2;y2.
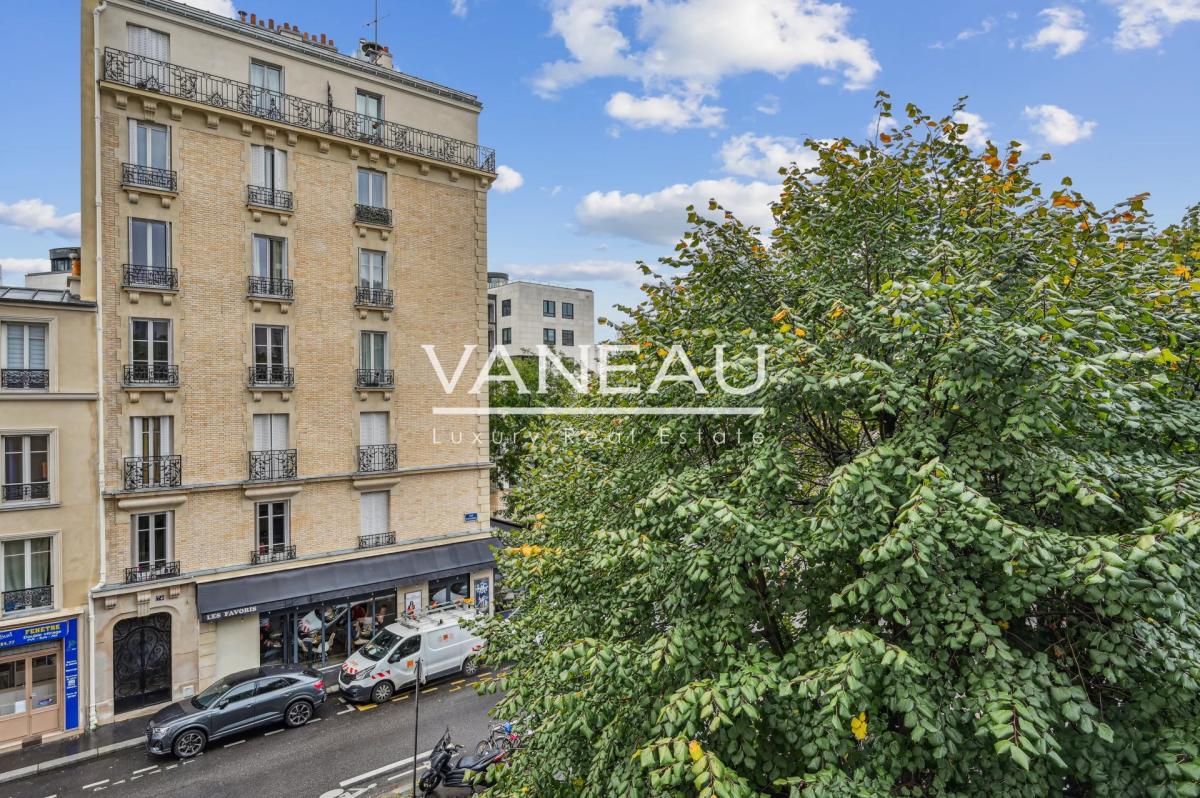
338;605;483;704
145;665;325;758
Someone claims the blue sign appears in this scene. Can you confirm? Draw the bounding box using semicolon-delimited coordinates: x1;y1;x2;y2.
464;512;479;523
0;619;79;731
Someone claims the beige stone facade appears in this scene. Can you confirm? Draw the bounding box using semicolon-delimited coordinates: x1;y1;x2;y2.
82;0;496;725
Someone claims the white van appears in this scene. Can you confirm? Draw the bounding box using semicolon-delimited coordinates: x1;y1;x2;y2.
337;606;484;703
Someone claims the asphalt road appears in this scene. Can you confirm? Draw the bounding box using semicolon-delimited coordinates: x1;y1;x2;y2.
3;668;506;798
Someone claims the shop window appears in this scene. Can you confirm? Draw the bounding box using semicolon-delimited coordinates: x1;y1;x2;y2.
0;660;24;717
429;573;470;607
29;655;57;709
260;591;397;668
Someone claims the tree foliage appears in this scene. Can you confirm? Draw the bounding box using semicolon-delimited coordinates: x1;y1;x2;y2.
477;96;1200;797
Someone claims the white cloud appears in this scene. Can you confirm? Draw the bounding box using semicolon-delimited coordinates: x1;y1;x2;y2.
576;178;780;245
931;16;996;48
503;259;646;287
0;199;80;238
533;0;880;125
718;133;817;180
493;165;525;193
0;258;48;287
1025;6;1088;56
755;94;780;116
604;91;724;130
953;110;992;149
1109;0;1200;48
866;114;898;139
1023;104;1097;145
179;0;234;16
449;0;469;17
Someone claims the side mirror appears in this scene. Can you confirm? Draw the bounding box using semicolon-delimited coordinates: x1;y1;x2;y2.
217;699;229;709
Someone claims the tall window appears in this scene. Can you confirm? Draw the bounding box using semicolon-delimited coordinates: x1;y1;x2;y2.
252;414;289;451
256;501;289;554
543;328;556;345
501;328;512;345
357;169;387;208
562;302;575;320
360;331;388;371
543;300;556;317
562;329;575;347
1;537;51;608
130;319;171;376
129;219;169;269
249;61;283;116
2;434;49;503
356;90;382;120
501;299;511;316
131;417;171;460
250;145;288;192
253;235;287;280
360;491;389;538
133;512;172;571
2;322;47;373
360;412;388;447
487;302;495;324
253;326;288;373
129;121;169;170
358;250;387;290
487;329;495;351
127;24;169;60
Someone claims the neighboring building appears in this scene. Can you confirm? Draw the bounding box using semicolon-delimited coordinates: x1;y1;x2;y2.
22;248;82;292
489;275;594;362
0;282;99;748
81;0;496;726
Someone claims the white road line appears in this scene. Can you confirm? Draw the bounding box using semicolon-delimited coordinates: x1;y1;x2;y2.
82;780;110;790
133;765;158;774
223;739;246;748
182;758;196;764
264;728;285;736
339;750;432;788
337;707;355;715
166;764;178;770
131;775;142;780
41;794;57;798
387;768;414;782
112;780;126;786
307;717;322;723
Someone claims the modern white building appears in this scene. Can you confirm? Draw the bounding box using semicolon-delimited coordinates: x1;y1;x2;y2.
488;274;594;362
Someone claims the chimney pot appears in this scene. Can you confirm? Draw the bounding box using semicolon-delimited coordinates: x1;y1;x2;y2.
329;38;334;47
259;19;265;27
268;18;274;29
320;33;327;44
302;31;309;40
249;12;256;24
238;10;247;22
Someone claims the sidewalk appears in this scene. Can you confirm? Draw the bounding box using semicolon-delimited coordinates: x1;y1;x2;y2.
0;715;147;785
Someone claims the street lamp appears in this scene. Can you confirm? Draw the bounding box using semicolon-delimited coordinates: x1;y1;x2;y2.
412;658;423;796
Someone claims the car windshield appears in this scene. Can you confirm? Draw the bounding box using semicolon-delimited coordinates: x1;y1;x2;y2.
361;628;400;661
191;676;238;709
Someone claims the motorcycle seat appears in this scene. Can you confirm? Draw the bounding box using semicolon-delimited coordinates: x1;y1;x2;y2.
458;751;497;770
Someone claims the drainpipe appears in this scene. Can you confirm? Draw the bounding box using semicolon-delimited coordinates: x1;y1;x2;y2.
87;0;109;732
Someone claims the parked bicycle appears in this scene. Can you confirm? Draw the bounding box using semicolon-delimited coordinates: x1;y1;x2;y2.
475;720;520;755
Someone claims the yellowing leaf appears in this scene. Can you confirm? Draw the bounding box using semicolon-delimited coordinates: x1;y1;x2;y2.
982;154;1001;171
851;712;868;741
771;308;789;322
879;133;892;143
688;740;703;762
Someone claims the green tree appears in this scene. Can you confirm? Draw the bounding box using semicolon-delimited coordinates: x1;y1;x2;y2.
478;96;1200;797
488;354;575;491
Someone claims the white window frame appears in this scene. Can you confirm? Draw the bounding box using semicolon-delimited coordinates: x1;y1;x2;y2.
360;491;389;537
252;414;290;451
255;500;290;552
252;235;288;280
131;416;172;459
127;24;169;60
129;318;172;368
253;325;289;370
360;331;388;371
358;249;387;290
250;145;288;191
1;321;48;371
356;90;383;121
357;168;387;208
129;119;170;170
128;218;170;269
1;432;51;505
0;535;53;598
132;511;173;569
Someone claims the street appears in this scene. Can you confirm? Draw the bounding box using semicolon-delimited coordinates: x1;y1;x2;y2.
3;669;505;798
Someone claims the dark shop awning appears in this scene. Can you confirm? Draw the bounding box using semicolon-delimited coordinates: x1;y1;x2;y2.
196;537;497;622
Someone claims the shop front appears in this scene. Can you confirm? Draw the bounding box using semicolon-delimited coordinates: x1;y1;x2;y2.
0;618;80;745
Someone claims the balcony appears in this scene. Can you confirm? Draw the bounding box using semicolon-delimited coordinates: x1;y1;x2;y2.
356;369;395;389
248;364;295;389
354;204;392;228
122;162;178;193
355;286;394;310
123;363;180;387
358;531;396;550
124;561;181;584
103;48;496;173
1;483;50;503
2;585;52;614
123;455;182;490
122;264;179;291
251;544;296;565
248;275;294;300
358;444;398;473
1;369;49;390
247;185;294;212
249;449;298;481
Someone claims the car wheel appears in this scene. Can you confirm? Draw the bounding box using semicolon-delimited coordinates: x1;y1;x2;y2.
371;680;395;704
284;699;314;727
172;729;207;759
461;656;479;677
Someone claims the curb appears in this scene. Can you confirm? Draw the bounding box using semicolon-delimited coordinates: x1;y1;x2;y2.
0;736;144;785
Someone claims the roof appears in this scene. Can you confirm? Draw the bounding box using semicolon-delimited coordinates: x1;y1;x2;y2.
0;286;95;308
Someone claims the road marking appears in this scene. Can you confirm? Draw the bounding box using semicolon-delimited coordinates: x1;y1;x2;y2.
308;717;322;724
449;686;462;692
391;694;410;702
337;706;355;715
166;764;178;770
387;768;414;781
339;750;432;788
355;702;377;711
42;794;58;797
264;728;285;736
133;765;158;774
421;687;438;694
82;780;110;790
450;678;466;685
182;758;196;764
223;739;246;748
131;775;142;780
113;780;126;786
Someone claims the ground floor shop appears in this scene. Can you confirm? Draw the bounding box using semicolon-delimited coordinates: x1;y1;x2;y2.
0;616;82;746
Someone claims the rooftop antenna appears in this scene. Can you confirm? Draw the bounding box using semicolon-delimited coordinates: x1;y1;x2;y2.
363;0;391;61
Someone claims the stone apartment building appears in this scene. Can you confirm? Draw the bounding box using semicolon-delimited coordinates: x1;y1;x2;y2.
487;274;594;362
80;0;496;726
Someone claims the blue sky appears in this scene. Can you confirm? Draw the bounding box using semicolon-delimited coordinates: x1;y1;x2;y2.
2;0;1199;324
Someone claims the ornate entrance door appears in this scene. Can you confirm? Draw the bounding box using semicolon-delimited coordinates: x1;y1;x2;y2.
112;613;172;714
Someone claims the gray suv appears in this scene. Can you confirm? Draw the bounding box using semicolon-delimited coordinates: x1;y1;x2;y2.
146;665;326;758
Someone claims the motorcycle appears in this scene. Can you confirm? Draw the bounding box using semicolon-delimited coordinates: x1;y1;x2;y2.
419;729;506;795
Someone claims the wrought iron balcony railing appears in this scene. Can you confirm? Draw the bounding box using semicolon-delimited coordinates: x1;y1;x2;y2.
248;275;294;300
124;561;180;584
1;483;50;502
122;264;179;290
2;585;52;614
123;363;180;387
249;449;298;481
1;369;49;390
356;369;395;389
358;531;396;549
122;162;178;192
354;204;392;227
355;286;394;308
248;364;295;388
103;48;496;173
251;544;296;565
247;184;294;211
123;455;182;490
358;443;398;473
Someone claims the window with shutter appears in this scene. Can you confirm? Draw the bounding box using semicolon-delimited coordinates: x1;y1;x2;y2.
359;412;388;446
360;491;389;536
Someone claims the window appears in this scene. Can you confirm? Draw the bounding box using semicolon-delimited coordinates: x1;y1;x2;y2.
1;537;51;610
2;435;49;503
501;299;511;317
2;322;47;372
357;169;387;208
253;236;287;280
543;328;556;345
252;414;289;451
358;250;387;290
129;417;172;488
360;491;389;537
501;328;511;345
258;676;296;694
133;512;172;571
223;681;258;705
487;329;495;351
562;329;575;347
131;416;172;459
256;501;289;554
129;120;169;171
429;573;470;606
127;24;169;60
356;90;382;120
249;61;283;117
250;145;288;191
562;302;574;319
253;325;288;371
360;331;388;371
129;219;169;268
543;300;556;317
130;319;171;370
487;302;495;324
360;412;388;447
